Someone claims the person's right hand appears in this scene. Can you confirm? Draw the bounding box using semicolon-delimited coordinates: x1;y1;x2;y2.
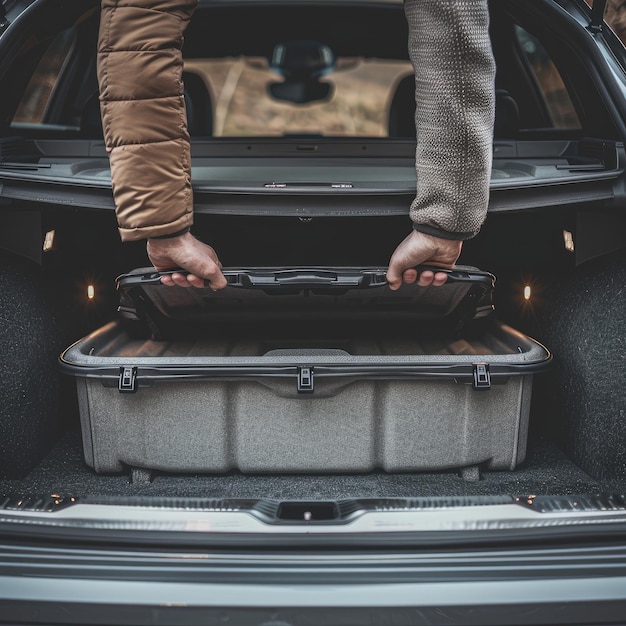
386;230;463;291
146;231;228;290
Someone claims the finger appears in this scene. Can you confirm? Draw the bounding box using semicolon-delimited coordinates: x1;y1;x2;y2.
432;271;449;287
402;268;418;284
192;261;228;291
208;270;228;291
386;272;401;291
417;270;435;287
386;260;403;291
171;272;192;288
186;274;206;289
160;274;175;287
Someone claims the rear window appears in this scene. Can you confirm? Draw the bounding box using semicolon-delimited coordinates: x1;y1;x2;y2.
13;28;76;125
8;9;584;138
514;25;581;129
185;25;582;138
184;57;412;137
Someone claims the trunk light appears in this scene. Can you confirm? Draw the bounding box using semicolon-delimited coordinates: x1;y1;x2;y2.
87;285;95;300
43;230;55;252
523;285;532;301
563;230;575;252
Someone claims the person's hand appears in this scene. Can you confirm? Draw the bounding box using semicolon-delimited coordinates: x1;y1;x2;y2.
386;230;463;291
146;231;228;290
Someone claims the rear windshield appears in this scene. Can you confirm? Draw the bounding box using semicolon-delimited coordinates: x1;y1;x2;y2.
10;5;589;140
184;57;412;138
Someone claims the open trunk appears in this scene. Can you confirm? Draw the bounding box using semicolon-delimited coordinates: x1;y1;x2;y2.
0;135;624;511
1;251;624;505
2;0;626;619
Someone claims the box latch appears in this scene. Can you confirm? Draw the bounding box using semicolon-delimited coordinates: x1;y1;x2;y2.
472;363;491;390
118;366;138;393
297;366;314;394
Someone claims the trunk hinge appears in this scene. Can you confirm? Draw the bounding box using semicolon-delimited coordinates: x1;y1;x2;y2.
472;363;491;391
297;366;314;394
588;0;607;34
118;366;138;393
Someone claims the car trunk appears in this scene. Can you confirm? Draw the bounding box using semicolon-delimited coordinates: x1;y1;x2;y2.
1;243;625;508
1;134;626;504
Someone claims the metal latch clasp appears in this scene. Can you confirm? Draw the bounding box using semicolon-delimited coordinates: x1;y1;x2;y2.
118;366;138;393
297;366;314;394
472;363;491;390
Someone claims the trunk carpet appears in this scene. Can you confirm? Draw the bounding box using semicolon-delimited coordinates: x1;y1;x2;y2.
0;429;619;499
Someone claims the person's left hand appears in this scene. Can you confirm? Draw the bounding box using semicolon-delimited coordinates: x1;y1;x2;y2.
386;230;463;290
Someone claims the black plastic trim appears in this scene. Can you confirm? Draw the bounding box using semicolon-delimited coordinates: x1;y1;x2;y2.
58;359;553;386
1;597;625;626
121;266;495;290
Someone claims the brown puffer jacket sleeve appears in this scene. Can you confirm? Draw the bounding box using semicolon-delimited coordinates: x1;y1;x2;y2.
405;0;495;241
97;0;197;241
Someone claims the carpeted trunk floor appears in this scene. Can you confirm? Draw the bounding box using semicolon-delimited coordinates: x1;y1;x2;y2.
1;428;622;500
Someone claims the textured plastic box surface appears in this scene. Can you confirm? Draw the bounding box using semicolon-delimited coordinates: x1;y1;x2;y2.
63;318;548;474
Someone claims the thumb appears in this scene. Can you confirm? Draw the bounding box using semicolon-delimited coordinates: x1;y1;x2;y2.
386;252;405;291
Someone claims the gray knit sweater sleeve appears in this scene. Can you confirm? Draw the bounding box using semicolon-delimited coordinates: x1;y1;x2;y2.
405;0;496;240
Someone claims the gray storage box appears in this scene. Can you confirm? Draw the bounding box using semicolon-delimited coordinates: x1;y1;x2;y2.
60;267;550;475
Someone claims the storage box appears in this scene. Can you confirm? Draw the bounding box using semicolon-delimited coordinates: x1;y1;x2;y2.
59;266;551;475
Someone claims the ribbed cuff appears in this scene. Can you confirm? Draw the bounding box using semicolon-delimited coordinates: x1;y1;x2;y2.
412;222;478;241
148;227;191;240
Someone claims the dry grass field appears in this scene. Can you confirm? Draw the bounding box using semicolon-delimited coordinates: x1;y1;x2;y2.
184;58;412;137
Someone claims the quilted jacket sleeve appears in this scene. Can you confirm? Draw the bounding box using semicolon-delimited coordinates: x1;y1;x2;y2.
405;0;496;241
97;0;197;241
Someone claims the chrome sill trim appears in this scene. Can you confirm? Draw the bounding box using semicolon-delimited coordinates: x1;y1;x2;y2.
2;503;626;534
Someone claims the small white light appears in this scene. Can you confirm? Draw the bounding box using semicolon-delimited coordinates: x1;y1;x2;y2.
43;230;55;252
87;285;95;300
563;230;575;252
523;285;532;301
